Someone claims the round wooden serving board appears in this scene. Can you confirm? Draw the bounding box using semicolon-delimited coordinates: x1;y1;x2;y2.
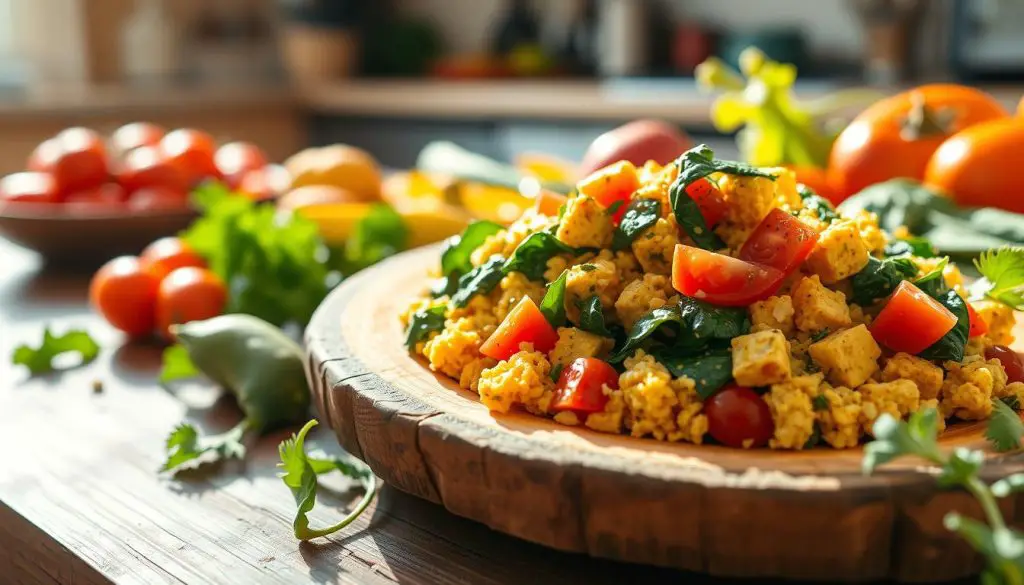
305;244;1024;583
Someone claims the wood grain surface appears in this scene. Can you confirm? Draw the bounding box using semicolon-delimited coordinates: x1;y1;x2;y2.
307;244;1024;584
0;238;842;585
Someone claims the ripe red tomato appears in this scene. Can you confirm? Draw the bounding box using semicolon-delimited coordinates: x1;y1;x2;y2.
967;303;988;338
829;84;1008;200
139;237;206;280
870;281;958;354
0;172;60;203
671;244;785;307
118;145;187;194
110;122;165;156
33;127;111;194
738;208;820;274
480;297;558;361
985;345;1024;384
924;118;1024;214
160;128;220;188
155;266;228;338
64;183;127;214
685;177;727;227
128;186;190;213
89;255;160;336
576;160;641;223
238;164;290;201
551;357;618;415
214;141;268;190
704;384;774;448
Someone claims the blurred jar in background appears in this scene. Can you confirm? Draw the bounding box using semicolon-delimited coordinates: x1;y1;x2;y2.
278;0;365;84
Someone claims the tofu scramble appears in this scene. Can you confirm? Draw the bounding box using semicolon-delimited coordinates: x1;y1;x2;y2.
401;145;1024;450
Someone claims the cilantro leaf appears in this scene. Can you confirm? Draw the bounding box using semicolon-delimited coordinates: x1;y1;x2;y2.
278;419;377;541
539;270;568;328
577;296;613;337
975;247;1024;310
12;327;100;375
161;420;251;474
987;399;1024;453
440;220;503;278
336;203;409;276
611;198;661;251
862;408;943;474
943;515;1024;583
404;305;447;349
159;344;200;384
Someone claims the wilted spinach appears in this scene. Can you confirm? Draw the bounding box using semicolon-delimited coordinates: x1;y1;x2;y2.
577;296;613;337
450;255;505;308
502;232;576;281
650;347;733;399
850;256;918;305
610;296;749;362
404;305;447;349
612;198;661;251
539;270;568;327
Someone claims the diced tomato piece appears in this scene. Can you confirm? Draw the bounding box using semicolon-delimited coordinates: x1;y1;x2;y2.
685;177;728;228
534;189;568;217
704;384;774;448
551;357;618;415
985;345;1024;384
966;302;988;338
480;297;559;361
870;281;958;354
671;244;785;306
576;160;640;223
738;208;820;274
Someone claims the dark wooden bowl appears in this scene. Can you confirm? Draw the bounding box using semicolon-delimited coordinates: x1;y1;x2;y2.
305;244;1024;583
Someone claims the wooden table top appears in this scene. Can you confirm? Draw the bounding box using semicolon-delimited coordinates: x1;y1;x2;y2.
0;238;969;585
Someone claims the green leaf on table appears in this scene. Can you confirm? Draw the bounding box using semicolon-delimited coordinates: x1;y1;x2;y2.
987;399;1024;453
539;270;568;328
440;220;504;278
610;296;749;363
158;344;200;384
885;236;937;258
612;198;661;251
577;296;613;337
450;255;505;308
850;256;918;305
975;247;1024;311
650;347;733;399
278;419;377;541
502;231;576;281
404;305;447;350
12;327;100;375
161;420;251;474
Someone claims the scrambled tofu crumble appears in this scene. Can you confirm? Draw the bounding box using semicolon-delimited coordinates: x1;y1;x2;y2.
403;150;1022;450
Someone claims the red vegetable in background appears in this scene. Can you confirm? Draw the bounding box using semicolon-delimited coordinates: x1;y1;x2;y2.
480;297;558;361
579;119;692;178
739;209;820;274
672;244;784;307
551;357;618;415
870;281;958;354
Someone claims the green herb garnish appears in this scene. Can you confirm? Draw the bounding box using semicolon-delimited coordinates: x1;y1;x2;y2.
404;305;447;349
440;220;503;278
612;198;661;251
550;363;564;383
12;327;100;375
987;399;1024;453
162;420;251;472
885;236;937;258
812;394;829;411
974;247;1024;310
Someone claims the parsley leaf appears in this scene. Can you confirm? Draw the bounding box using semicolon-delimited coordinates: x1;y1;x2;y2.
850;256;918;305
450;255;505;308
162;420;251;473
502;232;576;281
539;270;568;328
650;347;733;399
12;327;100;375
404;305;447;349
577;296;613;337
611;198;661;251
440;220;503;278
975;247;1024;310
987;399;1024;453
158;344;200;384
278;419;377;541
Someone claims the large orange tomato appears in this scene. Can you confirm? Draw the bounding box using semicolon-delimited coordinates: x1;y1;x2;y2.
829;84;1008;201
924;118;1024;213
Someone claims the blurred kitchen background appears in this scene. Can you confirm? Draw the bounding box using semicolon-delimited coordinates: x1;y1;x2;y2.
0;0;1023;170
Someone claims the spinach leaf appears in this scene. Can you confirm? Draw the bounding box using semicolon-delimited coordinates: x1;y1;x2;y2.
610;296;749;362
670;145;774;250
650;347;733;399
539;270;568;328
802;194;839;224
612;198;661;251
917;288;969;362
850;256;918;305
502;232;576;281
550;363;564;383
885;236;937;258
451;255;505;308
404;305;447;349
440;220;504;277
429;273;460;298
577;296;612;337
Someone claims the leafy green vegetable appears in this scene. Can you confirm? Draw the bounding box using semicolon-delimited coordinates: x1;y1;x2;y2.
650;347;733;399
974;247;1024;310
914;257;950;296
917;288;969;362
450;255;505;308
810;329;830;342
334;204;409;276
539;270;568;328
404;305;447;349
987;399;1024;453
850;256;918;305
183;183;330;327
798;188;839;224
804;423;822;449
550;363;564;383
577;296;613;337
12;327;100;375
159;344;200;384
278;419;377;541
502;232;576;281
885;236;937;258
440;220;503;278
612;198;661;251
611;296;749;362
812;394;829;411
162;420;250;472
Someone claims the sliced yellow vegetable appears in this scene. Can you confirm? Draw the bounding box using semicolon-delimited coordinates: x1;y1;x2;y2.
294;203;372;246
515;152;578;184
298;201;469;248
402;208;470;248
458;182;532;225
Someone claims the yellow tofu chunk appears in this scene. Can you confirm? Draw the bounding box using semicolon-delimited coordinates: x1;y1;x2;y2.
880;352;944;400
631;217;679;275
859;379;920;435
549;327;611;368
805;220;870;284
808;325;881;388
749;295;795;336
555;195;614;249
791;275;853;333
973;299;1016;346
731;330;792;386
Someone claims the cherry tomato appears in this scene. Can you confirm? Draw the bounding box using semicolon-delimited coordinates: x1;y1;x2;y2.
160;128;220;188
139;237;206;281
829;84;1008;201
967;303;988;338
0;172;59;203
214;141;268;190
127;186;190;213
870;281;958;354
533;189;568;217
33;127;110;194
480;297;558;361
551;357;618;415
704;384;774;448
924;118;1024;213
110;122;165;156
738;208;820;274
685;177;728;228
118;145;187;195
576;160;641;223
89;256;160;337
64;183;127;214
986;345;1024;385
671;244;785;307
786;165;840;205
238;164;290;201
155;266;228;338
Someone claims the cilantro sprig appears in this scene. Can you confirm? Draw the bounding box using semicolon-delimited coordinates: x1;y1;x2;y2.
974;246;1024;310
278;419;377;541
12;327;100;375
162;420;251;472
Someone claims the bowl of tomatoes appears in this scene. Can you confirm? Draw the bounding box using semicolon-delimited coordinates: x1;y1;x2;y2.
0;123;281;265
